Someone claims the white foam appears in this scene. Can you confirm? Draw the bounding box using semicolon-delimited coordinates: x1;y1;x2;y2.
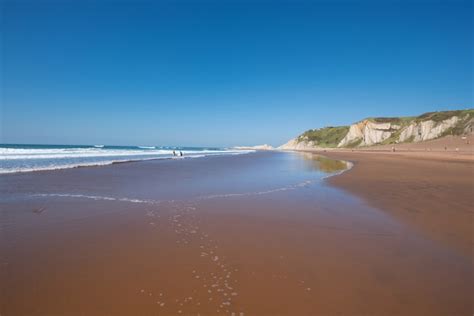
31;180;315;205
0;147;255;174
197;180;314;200
0;148;172;160
0;158;158;174
0;147;253;160
33;193;161;204
321;160;353;179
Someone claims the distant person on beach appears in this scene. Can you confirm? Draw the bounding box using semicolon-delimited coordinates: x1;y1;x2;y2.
173;150;176;156
180;151;183;157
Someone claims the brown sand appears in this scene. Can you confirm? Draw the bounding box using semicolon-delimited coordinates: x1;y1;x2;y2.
319;144;474;257
1;152;472;315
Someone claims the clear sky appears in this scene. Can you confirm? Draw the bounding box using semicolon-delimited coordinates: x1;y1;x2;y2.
1;0;472;147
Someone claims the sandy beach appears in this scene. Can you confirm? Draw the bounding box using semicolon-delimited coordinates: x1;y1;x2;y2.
1;151;472;315
324;150;473;258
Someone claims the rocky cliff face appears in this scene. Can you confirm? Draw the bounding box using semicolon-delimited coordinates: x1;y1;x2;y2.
279;109;473;150
398;116;459;142
279;138;337;151
279;138;318;150
338;120;401;147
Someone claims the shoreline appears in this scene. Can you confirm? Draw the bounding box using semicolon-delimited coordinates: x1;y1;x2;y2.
277;147;474;162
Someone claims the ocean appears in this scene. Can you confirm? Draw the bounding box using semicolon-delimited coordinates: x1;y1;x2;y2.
0;144;253;174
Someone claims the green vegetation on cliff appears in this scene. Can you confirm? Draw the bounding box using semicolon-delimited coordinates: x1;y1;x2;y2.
297;126;349;148
367;116;414;125
417;109;473;123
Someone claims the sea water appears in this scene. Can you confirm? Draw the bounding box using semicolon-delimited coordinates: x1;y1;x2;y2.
0;144;253;174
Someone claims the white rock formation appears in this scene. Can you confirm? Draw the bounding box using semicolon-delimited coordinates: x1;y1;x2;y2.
338;120;400;147
278;138;320;151
398;117;459;142
463;116;473;134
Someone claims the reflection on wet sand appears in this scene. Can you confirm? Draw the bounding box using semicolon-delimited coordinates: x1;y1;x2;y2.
298;152;348;173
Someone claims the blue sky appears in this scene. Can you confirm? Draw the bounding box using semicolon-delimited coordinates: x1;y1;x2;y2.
2;0;472;147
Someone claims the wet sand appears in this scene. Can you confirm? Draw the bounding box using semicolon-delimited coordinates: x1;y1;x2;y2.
321;150;474;258
1;152;472;315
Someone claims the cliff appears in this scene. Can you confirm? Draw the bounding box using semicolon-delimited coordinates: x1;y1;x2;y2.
279;109;473;150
